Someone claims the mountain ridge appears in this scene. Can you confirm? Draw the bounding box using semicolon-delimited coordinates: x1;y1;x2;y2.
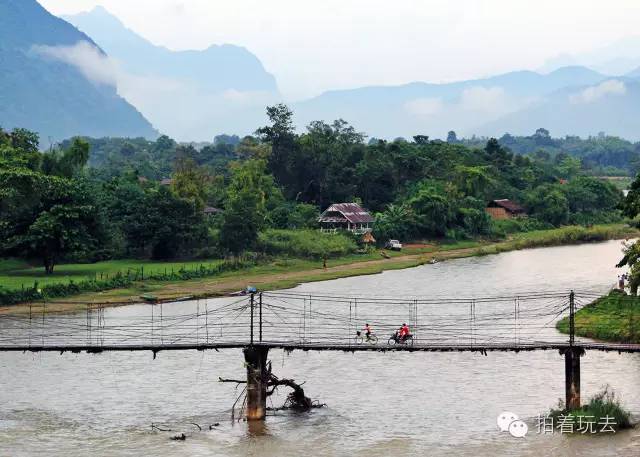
293;65;610;139
64;5;280;140
0;0;157;146
65;6;278;93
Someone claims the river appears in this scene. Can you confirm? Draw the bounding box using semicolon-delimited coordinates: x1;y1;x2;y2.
1;240;640;456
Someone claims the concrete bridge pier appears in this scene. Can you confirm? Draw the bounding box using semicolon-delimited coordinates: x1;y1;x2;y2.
244;346;269;420
563;347;585;410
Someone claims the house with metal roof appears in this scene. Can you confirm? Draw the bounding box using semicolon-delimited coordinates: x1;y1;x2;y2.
485;199;526;219
318;203;374;234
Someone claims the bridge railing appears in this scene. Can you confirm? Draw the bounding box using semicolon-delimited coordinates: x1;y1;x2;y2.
0;290;606;350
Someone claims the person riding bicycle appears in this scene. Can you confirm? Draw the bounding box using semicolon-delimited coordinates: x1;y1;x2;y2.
363;323;373;340
398;323;411;342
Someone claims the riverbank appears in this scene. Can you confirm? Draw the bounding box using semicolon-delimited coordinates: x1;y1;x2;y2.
557;290;640;343
1;223;637;314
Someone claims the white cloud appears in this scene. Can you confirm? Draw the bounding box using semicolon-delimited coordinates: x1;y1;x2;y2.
569;79;627;104
403;97;444;116
30;39;279;140
458;86;508;112
32;41;117;87
37;0;640;100
404;86;512;121
222;89;274;106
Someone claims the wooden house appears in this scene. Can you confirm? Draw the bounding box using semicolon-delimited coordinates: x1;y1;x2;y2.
319;203;374;234
485;199;525;219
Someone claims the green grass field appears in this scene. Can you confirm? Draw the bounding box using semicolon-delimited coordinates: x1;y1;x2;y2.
0;223;636;305
557;290;640;343
0;244;444;291
0;258;225;290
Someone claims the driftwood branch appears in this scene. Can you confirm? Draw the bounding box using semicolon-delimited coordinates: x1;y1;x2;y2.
218;377;246;384
219;370;322;412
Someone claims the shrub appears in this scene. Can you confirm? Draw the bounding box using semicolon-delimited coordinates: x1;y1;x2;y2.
490;217;552;236
258;229;357;259
549;386;632;431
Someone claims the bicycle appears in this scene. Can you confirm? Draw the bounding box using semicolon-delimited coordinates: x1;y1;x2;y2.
355;330;379;344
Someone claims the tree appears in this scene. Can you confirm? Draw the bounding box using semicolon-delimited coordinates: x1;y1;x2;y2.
556;156;582;179
147;187;207;259
0;170;104;273
526;186;569;226
458;197;491;236
41;138;90;178
617;241;640;294
446;131;458;143
413;135;430;145
484;138;513;167
256;104;297;190
622;173;640;218
562;177;621;214
171;157;216;210
373;204;415;242
0;128;41;170
618;175;640;293
408;182;457;237
453;165;495;198
220;160;280;254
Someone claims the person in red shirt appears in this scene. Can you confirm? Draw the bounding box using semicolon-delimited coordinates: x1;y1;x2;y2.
398;323;410;342
363;323;372;338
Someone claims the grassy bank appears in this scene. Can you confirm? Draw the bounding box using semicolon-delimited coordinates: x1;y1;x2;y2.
557;290;640;343
1;223;637;312
474;223;636;256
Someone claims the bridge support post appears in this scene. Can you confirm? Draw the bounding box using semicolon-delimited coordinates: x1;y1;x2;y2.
562;347;585;410
243;346;269;420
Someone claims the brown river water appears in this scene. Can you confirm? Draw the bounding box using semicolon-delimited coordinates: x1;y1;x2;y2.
1;240;640;456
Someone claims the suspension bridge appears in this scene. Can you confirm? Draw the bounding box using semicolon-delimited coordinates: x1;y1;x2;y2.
0;289;637;419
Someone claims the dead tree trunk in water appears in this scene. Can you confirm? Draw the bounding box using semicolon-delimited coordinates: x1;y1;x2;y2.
266;372;313;410
220;352;319;418
243;346;269;420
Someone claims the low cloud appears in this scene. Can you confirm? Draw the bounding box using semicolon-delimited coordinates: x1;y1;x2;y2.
32;41;117;87
458;86;508;112
403;97;444;116
222;89;275;106
569;79;627;104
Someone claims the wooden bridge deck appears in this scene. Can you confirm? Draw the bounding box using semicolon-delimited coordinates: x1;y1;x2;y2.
2;341;640;354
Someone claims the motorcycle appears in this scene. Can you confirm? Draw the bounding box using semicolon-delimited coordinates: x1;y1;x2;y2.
388;332;414;346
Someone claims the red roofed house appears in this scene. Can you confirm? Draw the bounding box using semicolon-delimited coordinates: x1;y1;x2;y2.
486;199;526;220
319;202;374;234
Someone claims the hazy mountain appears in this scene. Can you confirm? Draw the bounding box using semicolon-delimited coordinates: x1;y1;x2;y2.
65;6;280;141
478;79;640;140
293;66;608;139
627;67;640;79
540;36;640;76
0;0;157;146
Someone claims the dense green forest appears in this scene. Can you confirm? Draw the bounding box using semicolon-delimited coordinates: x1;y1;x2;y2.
454;128;640;176
0;105;626;274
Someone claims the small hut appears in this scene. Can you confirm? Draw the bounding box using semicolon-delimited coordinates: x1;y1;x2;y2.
361;231;376;244
485;199;526;219
319;203;374;234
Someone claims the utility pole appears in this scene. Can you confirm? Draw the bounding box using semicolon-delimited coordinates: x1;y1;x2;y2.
259;292;263;343
569;290;575;346
250;293;255;345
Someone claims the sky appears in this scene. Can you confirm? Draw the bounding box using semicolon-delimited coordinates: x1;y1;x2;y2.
39;0;640;100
